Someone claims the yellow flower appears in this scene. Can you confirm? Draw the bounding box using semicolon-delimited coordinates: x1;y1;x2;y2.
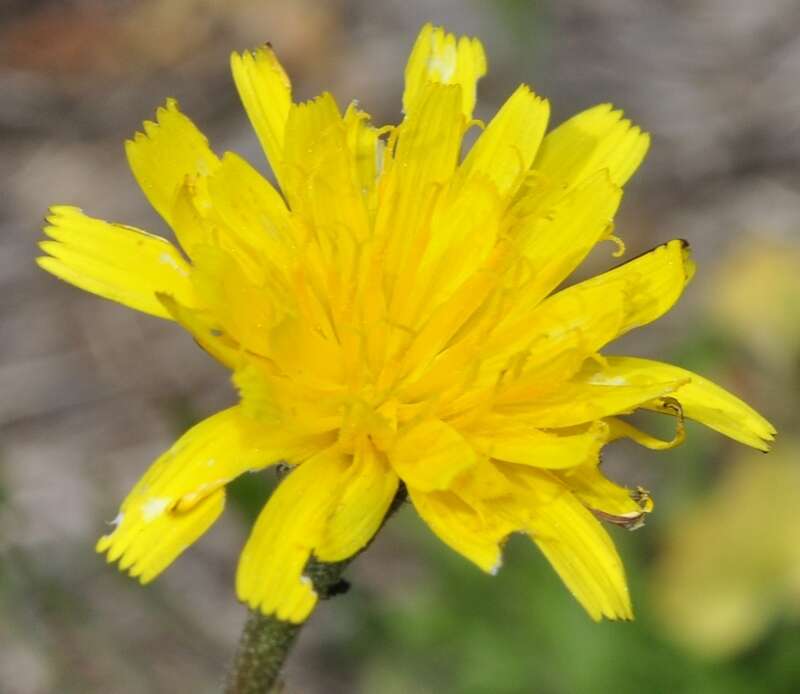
38;23;774;624
651;442;800;659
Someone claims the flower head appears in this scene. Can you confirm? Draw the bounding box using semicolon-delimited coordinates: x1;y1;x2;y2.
39;23;774;623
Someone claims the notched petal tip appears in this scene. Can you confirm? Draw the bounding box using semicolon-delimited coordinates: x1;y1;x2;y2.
605;605;635;622
750;424;776;453
95;489;225;585
231;42;289;77
95;534;112;554
155;97;180;120
403;23;487;120
37;206;196;318
535;101;651;188
44;204;81;225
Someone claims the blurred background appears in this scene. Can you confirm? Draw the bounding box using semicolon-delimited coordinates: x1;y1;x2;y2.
1;1;799;692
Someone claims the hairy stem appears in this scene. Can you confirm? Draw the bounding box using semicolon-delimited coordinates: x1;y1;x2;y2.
224;485;407;693
224;610;300;694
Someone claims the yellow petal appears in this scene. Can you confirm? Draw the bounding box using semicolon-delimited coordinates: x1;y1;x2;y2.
168;172;294;299
481;251;628;386
166;176;216;255
102;491;224;585
343;102;382;202
125;99;220;228
157;293;243;369
503;171;623;318
485;240;694;381
390;419;478;492
205;152;295;274
558;459;654;530
493;374;686;427
568;239;695;338
230;44;292;189
374;82;474;381
266;314;346;389
534;102;650;188
499;464;632;620
96;407;282;583
403;23;486;120
410;175;504;316
377;83;466;303
452;458;516;501
485;239;693;385
281;92;371;273
236;449;349;623
528;487;632;620
315;437;399;562
458;84;550;198
395;266;498;388
279;95;370;354
606;412;685;451
390;83;465;188
597;357;776;451
409;487;508;573
233;362;343;440
189;245;284;356
38;206;194;319
469;420;607;469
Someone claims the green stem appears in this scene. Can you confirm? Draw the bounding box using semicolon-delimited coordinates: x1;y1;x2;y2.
224;485;407;693
224;610;300;694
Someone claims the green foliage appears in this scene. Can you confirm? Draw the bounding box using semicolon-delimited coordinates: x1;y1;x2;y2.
339;514;800;694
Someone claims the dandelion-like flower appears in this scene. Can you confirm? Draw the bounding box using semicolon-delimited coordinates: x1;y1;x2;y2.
39;24;774;623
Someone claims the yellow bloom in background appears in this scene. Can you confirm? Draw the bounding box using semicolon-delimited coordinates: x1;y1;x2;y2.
707;237;800;373
651;443;800;659
38;23;774;624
